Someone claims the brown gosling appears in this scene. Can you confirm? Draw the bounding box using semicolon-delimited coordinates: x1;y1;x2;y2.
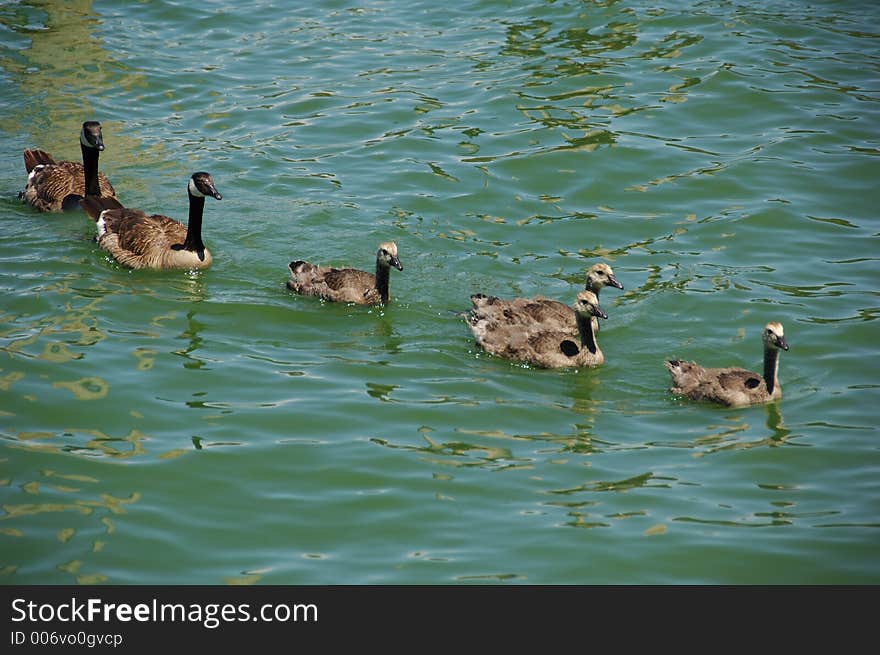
468;290;607;369
665;322;790;407
287;242;403;306
465;262;623;335
21;121;117;212
79;172;221;270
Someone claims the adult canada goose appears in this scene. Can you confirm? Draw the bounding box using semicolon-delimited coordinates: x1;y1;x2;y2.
464;262;622;334
665;322;789;407
468;290;607;369
21;121;117;212
79;172;221;270
287;242;403;305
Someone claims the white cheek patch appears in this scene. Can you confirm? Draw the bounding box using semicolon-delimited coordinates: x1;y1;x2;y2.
27;165;45;184
188;178;205;197
80;128;91;148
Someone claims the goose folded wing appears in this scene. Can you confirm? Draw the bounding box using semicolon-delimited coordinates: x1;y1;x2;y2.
717;369;763;391
323;268;374;290
522;299;573;324
111;212;185;255
32;163;81;202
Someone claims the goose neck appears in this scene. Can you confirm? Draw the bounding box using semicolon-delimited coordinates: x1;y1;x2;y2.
81;143;100;197
375;261;390;304
763;347;780;395
575;311;598;354
182;192;207;257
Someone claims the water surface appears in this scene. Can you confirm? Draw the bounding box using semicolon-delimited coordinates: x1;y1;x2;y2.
0;0;878;584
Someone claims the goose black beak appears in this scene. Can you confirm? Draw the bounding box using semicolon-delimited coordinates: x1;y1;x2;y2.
391;255;403;271
777;337;789;351
594;308;608;320
608;275;624;290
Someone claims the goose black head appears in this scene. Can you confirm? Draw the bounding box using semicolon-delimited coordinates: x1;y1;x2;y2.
188;172;222;200
81;121;105;151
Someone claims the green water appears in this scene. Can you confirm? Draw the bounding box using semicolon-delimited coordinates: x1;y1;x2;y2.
1;0;878;584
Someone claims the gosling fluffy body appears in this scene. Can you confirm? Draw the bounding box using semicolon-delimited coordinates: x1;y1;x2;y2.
465;263;623;335
468;290;607;369
665;322;789;407
287;242;403;305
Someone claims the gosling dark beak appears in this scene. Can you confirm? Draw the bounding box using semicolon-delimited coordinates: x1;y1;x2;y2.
391;255;403;271
777;336;789;351
607;274;624;290
594;307;608;320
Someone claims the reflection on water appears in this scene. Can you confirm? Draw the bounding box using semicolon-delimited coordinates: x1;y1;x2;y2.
371;429;529;472
8;426;149;460
559;368;601;416
52;376;109;400
699;403;798;455
171;272;209;304
1;291;108;360
0;0;165;190
41;341;83;363
1;467;141;584
366;382;397;402
67;428;148;459
644;403;799;456
173;310;207;369
549;471;674;496
494;7;716;165
564;514;611;529
0;1;105;142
